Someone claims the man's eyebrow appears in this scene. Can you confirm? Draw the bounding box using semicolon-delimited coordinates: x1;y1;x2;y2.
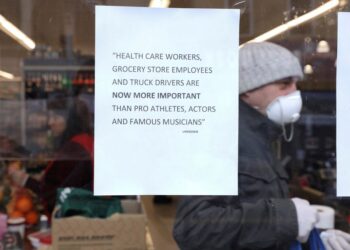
274;77;298;84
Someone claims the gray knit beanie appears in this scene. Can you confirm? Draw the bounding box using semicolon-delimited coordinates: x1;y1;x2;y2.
239;42;303;94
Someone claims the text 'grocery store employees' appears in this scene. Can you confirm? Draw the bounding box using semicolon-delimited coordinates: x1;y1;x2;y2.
173;42;350;250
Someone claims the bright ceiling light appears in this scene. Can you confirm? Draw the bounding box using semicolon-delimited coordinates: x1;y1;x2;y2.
245;0;339;44
317;40;330;53
149;0;171;8
0;70;15;80
304;64;314;74
0;14;35;50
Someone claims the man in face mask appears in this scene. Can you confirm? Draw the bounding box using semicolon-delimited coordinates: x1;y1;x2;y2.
238;42;317;246
239;42;350;250
173;42;319;250
239;42;302;142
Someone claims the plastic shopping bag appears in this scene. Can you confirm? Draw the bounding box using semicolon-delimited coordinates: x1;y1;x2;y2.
290;229;326;250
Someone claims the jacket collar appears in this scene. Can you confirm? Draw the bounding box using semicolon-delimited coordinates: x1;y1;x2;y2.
239;99;282;141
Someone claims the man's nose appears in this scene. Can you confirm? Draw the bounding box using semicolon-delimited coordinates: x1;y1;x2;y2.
291;82;297;91
286;81;297;94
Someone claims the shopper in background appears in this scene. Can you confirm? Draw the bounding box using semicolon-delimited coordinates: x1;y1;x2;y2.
8;97;93;214
173;42;321;250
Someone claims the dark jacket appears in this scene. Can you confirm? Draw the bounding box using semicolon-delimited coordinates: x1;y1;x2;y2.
173;100;298;250
26;134;93;214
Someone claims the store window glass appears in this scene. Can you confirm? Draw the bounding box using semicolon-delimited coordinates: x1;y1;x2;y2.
0;0;349;249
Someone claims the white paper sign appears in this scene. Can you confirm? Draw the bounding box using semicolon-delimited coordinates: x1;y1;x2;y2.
337;12;350;196
95;6;240;195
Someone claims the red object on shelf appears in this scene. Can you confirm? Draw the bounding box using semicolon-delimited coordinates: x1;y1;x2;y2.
40;234;52;245
346;215;350;225
299;175;310;187
28;229;52;248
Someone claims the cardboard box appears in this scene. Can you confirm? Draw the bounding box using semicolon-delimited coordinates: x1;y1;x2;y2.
52;199;146;250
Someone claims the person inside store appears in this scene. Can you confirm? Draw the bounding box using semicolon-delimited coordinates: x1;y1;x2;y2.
173;42;350;250
8;96;93;214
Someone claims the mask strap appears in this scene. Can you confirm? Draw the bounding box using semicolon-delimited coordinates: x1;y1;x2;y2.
282;123;294;142
278;99;294;142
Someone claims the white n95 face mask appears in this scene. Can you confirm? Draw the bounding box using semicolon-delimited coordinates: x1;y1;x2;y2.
266;90;302;142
